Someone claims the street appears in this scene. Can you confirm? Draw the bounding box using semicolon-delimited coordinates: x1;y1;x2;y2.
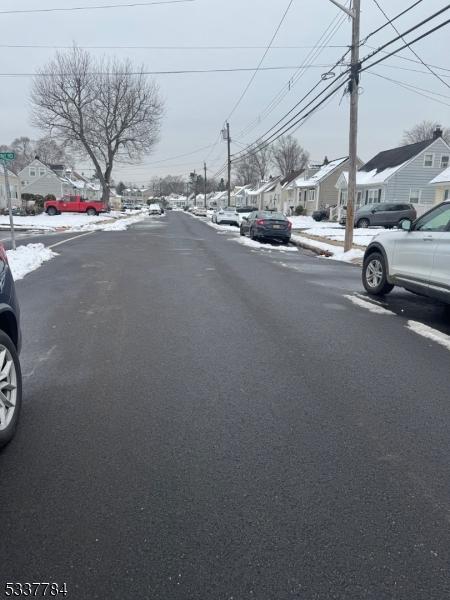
1;210;450;599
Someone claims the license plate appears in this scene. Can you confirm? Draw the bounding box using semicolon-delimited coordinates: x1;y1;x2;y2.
272;224;281;229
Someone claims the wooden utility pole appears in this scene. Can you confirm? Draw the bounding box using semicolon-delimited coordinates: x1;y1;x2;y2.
204;162;207;209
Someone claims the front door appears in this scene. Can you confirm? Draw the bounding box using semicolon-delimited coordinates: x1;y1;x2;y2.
391;204;450;286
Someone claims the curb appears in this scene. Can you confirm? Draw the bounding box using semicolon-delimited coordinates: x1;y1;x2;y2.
290;237;333;257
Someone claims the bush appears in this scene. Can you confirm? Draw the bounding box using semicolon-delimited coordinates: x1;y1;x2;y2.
294;205;304;216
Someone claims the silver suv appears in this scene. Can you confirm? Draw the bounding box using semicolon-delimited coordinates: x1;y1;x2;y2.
362;201;450;303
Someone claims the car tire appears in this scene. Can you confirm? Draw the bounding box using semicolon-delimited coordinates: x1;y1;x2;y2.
46;206;57;216
250;227;257;240
240;226;245;236
357;218;370;228
86;208;97;216
0;330;22;449
362;251;394;296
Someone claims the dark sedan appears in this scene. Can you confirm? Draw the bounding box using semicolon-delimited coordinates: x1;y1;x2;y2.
0;243;22;449
240;211;292;244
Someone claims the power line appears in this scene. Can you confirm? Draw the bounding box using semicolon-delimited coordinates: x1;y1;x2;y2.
0;64;341;77
370;0;450;90
365;45;450;74
225;0;294;121
368;71;450;107
359;0;424;45
0;0;194;15
0;44;350;50
236;7;350;140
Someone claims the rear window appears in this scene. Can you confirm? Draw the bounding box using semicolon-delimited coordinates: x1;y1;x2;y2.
259;212;285;220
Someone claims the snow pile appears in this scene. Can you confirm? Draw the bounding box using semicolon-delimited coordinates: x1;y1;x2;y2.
407;321;450;351
7;243;57;280
0;213;108;231
291;233;364;263
100;215;146;231
232;237;298;252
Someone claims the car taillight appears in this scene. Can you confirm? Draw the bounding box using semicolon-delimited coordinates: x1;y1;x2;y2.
256;219;266;226
0;243;8;264
287;221;292;229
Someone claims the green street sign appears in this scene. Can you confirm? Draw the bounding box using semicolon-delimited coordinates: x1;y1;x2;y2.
0;152;15;161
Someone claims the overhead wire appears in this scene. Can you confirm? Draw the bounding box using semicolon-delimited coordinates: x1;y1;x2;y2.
0;0;194;15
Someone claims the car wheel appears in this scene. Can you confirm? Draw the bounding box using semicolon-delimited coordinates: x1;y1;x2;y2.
46;206;57;216
0;330;22;449
357;218;370;228
362;251;394;296
240;226;245;236
250;227;257;240
86;208;97;216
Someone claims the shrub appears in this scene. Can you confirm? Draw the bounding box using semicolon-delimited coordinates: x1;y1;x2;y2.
294;205;304;216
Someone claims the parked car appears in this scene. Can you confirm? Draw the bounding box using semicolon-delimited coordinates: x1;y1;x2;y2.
236;206;259;225
45;195;107;216
312;208;329;222
240;211;292;244
340;202;416;228
0;243;22;449
148;203;162;215
216;206;240;226
362;201;450;303
192;207;207;217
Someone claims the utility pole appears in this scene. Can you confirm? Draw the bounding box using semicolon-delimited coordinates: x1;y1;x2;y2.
1;157;16;250
329;0;360;252
204;162;207;209
222;122;232;207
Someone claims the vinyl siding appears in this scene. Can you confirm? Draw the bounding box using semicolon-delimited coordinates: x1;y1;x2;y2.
384;137;450;212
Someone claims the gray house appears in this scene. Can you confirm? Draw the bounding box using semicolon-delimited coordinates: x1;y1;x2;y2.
336;129;450;218
287;157;361;215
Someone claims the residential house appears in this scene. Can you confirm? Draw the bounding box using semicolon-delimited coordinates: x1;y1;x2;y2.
0;168;21;210
336;129;450;218
122;187;150;206
209;190;229;209
19;158;101;200
288;156;357;215
230;185;253;207
270;169;305;214
430;166;450;204
247;177;282;210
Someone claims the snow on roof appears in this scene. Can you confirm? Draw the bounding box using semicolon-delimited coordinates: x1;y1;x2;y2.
430;166;450;185
292;157;348;188
339;162;405;186
248;178;280;195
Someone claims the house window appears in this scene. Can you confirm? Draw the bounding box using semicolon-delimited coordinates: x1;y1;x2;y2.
423;153;434;167
441;155;449;169
29;167;36;177
409;189;422;204
308;189;315;202
357;191;362;206
339;189;348;206
444;189;449;200
39;168;46;176
366;189;381;204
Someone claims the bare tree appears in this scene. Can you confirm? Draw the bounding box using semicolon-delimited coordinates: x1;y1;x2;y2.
402;120;450;145
234;143;272;185
31;47;164;203
34;136;71;165
271;135;309;177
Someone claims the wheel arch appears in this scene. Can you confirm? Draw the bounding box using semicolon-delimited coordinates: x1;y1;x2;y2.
364;242;393;283
0;307;19;351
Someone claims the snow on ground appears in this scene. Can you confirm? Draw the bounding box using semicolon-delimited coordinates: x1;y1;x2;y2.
407;321;450;352
99;214;148;231
344;294;394;316
7;243;57;281
232;236;298;252
288;216;339;230
290;233;364;263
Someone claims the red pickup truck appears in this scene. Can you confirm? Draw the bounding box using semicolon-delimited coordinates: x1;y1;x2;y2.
44;195;108;216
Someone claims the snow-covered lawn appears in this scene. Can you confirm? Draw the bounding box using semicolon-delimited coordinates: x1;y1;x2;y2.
0;210;148;233
232;237;298;252
291;234;365;264
7;244;57;280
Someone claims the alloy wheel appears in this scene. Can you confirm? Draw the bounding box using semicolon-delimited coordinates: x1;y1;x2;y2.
365;259;383;288
0;345;17;432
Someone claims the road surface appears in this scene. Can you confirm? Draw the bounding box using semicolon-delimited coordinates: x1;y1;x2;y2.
1;212;449;599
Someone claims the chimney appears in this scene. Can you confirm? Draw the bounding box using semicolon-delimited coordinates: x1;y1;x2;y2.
433;126;443;139
323;156;329;165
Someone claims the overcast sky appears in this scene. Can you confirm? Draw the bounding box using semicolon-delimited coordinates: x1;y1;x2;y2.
0;0;449;185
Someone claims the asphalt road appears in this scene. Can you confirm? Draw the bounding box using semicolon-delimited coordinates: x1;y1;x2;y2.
1;211;450;600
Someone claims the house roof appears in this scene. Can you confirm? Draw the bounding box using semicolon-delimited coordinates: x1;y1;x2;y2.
292;157;348;188
360;138;434;174
281;168;304;188
430;166;450;185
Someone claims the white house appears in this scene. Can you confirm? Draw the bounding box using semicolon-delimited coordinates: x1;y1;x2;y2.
0;168;21;210
430;166;450;204
336;129;450;218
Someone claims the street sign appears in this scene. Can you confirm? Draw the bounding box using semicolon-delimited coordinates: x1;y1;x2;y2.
0;152;15;161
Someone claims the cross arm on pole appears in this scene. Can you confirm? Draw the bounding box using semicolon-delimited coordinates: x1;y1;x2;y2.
328;0;355;19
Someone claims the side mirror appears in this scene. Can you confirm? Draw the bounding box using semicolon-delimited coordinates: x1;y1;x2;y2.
401;219;412;231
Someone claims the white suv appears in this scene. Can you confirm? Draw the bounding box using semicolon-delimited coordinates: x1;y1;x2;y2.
362;201;450;303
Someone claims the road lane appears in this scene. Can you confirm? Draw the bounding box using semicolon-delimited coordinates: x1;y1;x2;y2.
0;211;449;599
